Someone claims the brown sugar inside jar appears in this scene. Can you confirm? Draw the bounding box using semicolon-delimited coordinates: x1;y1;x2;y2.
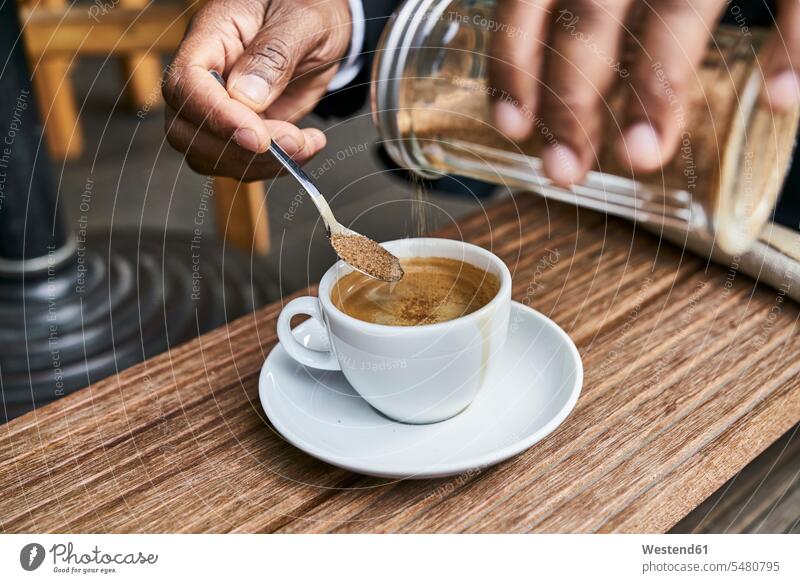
371;0;800;254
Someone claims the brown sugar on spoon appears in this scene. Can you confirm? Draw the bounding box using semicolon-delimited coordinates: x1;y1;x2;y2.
330;233;404;282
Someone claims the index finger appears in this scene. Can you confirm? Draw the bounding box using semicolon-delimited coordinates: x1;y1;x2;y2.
489;0;552;140
616;0;727;172
540;0;632;186
162;5;274;153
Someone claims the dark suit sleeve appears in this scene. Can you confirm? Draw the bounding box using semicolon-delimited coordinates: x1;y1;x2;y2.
315;0;401;118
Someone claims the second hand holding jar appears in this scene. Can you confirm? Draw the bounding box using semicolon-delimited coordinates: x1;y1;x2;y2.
371;0;800;255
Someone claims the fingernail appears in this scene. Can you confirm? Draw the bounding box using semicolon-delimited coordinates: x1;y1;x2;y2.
621;122;663;172
764;70;800;112
542;144;581;187
233;128;262;152
275;134;300;152
232;74;269;104
493;100;531;141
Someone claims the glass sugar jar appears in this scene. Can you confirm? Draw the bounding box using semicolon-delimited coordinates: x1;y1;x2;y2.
371;0;800;254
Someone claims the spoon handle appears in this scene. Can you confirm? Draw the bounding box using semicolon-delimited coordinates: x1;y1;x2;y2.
268;141;322;201
209;70;336;232
268;140;340;234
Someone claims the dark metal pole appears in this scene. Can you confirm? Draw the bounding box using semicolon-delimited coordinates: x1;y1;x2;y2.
0;0;72;276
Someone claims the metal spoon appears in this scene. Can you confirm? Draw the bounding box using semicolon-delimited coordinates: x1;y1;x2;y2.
210;71;403;282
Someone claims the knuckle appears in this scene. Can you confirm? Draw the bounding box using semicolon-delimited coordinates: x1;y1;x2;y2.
170;72;195;109
303;8;325;33
161;68;181;104
186;9;207;33
238;0;267;23
267;0;322;31
249;37;292;79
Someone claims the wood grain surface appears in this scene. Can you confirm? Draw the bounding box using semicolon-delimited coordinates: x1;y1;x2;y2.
672;423;800;534
1;196;798;533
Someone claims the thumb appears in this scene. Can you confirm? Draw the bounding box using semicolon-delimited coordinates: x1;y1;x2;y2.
226;13;321;113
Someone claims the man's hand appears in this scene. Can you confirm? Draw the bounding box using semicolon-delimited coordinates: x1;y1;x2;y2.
490;0;800;187
163;0;352;181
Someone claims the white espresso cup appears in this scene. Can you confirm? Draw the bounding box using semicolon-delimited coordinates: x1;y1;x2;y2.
276;238;512;424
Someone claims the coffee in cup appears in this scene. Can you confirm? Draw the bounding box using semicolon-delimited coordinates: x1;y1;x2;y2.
330;257;500;326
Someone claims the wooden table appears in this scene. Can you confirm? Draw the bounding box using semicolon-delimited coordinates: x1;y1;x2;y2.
2;196;798;533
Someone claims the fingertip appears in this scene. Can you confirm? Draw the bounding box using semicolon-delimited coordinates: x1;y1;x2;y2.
762;70;800;113
542;144;583;187
493;100;533;141
303;127;327;151
618;122;664;173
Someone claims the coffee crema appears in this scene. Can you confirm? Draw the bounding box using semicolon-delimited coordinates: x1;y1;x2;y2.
331;257;500;326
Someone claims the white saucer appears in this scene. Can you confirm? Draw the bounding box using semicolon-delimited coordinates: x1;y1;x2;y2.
259;301;583;479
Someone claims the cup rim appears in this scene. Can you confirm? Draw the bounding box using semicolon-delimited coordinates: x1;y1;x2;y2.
318;238;511;333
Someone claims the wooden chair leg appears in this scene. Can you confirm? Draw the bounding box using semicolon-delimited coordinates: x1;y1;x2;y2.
31;59;83;159
213;178;271;255
25;0;83;160
118;0;164;110
120;51;164;109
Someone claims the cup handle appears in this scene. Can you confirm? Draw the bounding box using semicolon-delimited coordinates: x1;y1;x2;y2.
276;296;341;371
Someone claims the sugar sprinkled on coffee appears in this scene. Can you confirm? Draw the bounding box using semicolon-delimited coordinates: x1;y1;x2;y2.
331;257;500;326
330;233;404;282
